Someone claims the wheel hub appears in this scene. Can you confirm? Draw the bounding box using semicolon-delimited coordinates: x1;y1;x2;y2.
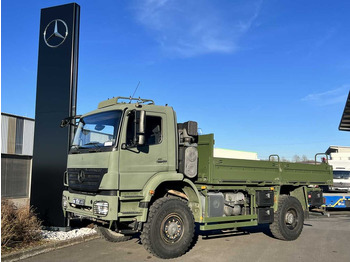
161;214;184;243
284;208;298;230
285;212;295;224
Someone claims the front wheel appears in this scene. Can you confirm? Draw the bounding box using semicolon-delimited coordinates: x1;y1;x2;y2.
270;195;304;241
141;197;195;259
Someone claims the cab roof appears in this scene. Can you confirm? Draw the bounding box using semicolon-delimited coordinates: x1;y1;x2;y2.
98;97;155;109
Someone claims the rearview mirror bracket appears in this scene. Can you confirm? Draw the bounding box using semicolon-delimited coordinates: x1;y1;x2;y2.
60;115;82;128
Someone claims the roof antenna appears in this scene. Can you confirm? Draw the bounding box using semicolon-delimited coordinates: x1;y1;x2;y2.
131;81;141;99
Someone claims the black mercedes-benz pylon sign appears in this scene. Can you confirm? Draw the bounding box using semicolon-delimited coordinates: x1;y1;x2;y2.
31;3;80;227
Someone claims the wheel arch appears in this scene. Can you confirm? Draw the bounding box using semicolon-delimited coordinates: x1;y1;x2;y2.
289;186;309;211
277;185;308;211
138;173;203;222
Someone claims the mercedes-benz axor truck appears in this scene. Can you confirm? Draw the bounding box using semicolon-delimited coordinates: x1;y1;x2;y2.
61;97;332;259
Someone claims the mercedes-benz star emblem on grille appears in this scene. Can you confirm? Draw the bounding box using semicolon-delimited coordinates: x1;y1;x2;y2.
43;19;68;48
77;170;86;183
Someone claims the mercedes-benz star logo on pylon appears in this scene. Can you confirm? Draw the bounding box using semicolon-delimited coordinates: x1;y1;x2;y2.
43;19;68;48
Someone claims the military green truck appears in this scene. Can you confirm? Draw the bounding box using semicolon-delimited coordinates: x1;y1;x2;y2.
61;97;332;259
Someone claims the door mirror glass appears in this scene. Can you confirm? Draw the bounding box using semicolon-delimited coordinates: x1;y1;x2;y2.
123;110;146;149
135;110;146;146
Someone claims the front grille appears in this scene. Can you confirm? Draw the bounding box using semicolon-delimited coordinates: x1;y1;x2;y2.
68;168;108;192
333;182;350;187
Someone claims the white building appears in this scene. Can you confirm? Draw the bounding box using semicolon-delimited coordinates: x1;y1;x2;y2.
214;148;258;160
1;113;35;206
326;146;350;161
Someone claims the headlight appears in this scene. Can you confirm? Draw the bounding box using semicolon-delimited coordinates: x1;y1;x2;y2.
62;196;67;209
93;201;109;216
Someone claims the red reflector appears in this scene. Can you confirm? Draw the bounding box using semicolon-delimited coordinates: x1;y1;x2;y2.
308;194;312;198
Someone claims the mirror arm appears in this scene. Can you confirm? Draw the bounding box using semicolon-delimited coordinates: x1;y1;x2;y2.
60;115;82;128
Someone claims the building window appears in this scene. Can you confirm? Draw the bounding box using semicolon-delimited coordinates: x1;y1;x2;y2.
15;118;24;154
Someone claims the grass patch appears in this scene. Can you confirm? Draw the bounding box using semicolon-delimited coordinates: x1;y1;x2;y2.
1;200;42;252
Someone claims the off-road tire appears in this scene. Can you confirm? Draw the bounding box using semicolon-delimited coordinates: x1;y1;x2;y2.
141;197;195;259
270;195;304;241
96;226;132;242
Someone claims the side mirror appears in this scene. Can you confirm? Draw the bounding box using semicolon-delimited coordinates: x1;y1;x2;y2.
60;117;71;128
135;110;146;146
122;110;146;150
60;115;82;128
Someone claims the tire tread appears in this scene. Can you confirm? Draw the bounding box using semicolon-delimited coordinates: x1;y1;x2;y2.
270;195;288;240
270;195;304;241
96;226;132;242
141;197;195;259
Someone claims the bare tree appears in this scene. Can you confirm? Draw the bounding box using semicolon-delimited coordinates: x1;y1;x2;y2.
301;155;308;162
281;157;290;162
293;155;301;162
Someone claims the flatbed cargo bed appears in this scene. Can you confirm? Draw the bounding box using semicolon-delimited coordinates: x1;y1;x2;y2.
197;134;333;186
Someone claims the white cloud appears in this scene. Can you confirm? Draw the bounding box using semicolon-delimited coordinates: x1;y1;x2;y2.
302;85;349;106
131;0;262;57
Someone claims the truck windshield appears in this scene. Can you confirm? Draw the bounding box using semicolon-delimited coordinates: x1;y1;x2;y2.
333;171;350;179
71;110;122;150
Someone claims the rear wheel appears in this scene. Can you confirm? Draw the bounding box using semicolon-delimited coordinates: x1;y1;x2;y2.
96;226;132;242
270;195;304;240
141;197;195;259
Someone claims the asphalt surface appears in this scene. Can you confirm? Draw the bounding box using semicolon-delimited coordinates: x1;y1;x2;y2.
23;212;350;262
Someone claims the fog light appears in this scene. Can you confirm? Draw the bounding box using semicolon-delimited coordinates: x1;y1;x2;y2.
62;196;67;209
93;201;109;216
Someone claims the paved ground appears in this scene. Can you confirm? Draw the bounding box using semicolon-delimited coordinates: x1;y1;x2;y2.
23;212;350;262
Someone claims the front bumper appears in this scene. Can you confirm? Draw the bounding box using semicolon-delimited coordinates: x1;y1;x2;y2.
62;190;118;221
329;186;350;192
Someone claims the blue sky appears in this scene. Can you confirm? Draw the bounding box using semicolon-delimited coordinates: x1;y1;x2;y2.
2;0;349;160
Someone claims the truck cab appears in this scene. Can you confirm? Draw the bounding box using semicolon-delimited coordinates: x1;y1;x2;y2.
326;146;350;192
63;97;184;223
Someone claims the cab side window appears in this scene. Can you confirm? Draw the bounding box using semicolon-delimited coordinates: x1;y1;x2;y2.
126;114;162;146
145;116;162;145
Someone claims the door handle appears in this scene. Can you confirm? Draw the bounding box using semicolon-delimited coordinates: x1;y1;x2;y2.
157;158;167;163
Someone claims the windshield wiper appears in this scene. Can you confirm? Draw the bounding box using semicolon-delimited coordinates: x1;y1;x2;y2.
70;145;81;154
84;142;102;152
84;142;101;146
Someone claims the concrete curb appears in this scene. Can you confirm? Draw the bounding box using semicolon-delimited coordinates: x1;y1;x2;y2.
1;233;99;262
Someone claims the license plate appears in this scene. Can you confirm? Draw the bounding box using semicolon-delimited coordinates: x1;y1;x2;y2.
72;198;85;205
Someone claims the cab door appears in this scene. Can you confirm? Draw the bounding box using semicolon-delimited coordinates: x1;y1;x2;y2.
118;110;168;190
